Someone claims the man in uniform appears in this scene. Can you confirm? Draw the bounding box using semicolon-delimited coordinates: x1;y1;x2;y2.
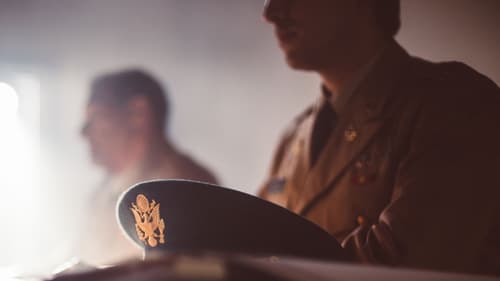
78;69;218;265
259;0;500;275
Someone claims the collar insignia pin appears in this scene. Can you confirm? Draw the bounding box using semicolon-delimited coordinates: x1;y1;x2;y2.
130;194;166;247
344;125;358;143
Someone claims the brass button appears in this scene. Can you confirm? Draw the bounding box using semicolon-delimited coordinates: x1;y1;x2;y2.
357;215;366;226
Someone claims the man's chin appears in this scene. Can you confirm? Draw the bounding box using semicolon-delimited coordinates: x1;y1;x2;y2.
285;55;317;71
282;49;318;71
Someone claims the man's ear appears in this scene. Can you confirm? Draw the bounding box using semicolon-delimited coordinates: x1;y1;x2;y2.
126;95;152;132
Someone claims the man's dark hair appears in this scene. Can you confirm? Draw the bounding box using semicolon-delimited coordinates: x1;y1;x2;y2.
89;69;169;131
373;0;401;38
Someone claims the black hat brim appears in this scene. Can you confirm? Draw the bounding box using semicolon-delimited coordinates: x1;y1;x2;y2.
117;180;348;261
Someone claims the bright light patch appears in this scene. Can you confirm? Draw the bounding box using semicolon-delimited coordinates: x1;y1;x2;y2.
0;77;41;273
0;82;19;122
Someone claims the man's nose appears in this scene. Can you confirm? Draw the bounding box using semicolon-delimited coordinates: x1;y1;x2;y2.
263;0;289;24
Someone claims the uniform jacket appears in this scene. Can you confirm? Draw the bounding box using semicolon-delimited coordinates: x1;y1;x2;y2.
259;41;500;275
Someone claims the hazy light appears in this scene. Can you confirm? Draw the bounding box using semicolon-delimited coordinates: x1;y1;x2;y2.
0;82;19;122
0;77;42;274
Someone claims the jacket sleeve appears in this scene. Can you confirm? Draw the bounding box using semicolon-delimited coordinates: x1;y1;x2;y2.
341;83;500;273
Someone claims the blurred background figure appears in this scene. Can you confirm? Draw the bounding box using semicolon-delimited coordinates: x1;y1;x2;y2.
78;69;218;266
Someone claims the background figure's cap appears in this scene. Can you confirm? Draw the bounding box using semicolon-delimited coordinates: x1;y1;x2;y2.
117;180;348;261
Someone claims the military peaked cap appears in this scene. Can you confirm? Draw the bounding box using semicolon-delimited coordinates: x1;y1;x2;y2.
117;180;348;261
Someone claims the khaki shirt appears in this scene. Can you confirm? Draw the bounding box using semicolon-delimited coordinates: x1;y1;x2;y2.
78;145;217;266
259;41;500;275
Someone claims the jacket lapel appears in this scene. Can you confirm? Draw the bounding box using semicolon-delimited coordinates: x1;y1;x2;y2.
294;41;412;216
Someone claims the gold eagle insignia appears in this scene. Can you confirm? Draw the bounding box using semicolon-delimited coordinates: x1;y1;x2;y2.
130;194;165;247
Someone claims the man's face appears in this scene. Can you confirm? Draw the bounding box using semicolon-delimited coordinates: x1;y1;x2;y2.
263;0;359;70
81;102;131;173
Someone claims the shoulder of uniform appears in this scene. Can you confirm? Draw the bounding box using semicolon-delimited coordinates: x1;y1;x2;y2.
269;104;314;168
409;57;498;91
280;105;314;140
403;57;500;105
294;105;315;124
400;57;500;125
157;150;218;184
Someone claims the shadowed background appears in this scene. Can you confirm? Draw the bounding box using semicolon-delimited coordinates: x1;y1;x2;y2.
0;0;498;275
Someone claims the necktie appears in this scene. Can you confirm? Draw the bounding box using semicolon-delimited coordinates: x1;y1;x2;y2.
310;101;337;167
